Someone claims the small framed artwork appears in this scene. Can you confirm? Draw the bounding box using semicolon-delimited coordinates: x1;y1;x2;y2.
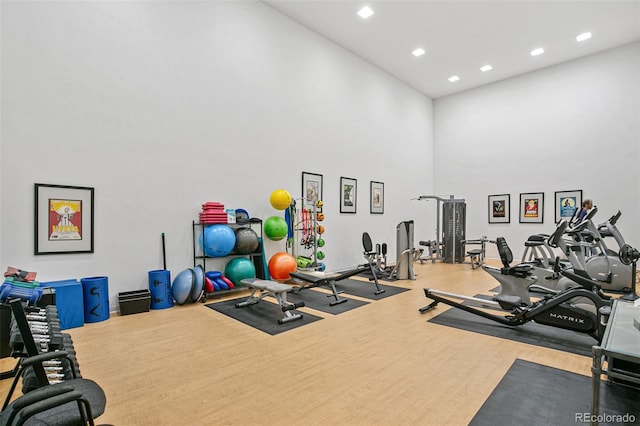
35;183;95;255
519;192;544;224
488;194;510;223
302;172;323;210
340;177;357;214
555;190;582;223
370;181;384;214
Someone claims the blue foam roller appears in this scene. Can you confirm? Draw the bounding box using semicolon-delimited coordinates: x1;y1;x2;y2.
206;271;222;280
214;277;229;290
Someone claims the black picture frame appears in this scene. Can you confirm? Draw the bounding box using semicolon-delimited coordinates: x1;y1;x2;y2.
555;190;582;223
302;172;323;210
35;183;94;255
370;181;384;214
488;194;510;223
519;192;544;224
340;177;357;214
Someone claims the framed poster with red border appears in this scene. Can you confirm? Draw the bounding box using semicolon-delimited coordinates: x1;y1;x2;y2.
519;192;544;224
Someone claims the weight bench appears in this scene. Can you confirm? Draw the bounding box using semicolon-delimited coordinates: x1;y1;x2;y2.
467;249;484;269
462;237;493;269
236;278;305;324
289;266;383;306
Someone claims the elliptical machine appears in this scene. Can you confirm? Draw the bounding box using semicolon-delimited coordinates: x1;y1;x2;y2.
419;219;612;342
494;212;599;296
580;210;632;292
517;207;632;294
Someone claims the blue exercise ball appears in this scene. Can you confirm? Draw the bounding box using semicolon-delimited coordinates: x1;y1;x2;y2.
199;224;236;257
172;268;195;305
224;258;256;286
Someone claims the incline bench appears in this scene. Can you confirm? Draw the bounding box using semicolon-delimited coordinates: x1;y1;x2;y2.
289;266;384;306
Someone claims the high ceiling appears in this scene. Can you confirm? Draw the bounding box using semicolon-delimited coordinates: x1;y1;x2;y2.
264;0;640;98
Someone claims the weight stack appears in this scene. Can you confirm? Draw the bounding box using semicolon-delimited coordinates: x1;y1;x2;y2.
443;202;466;263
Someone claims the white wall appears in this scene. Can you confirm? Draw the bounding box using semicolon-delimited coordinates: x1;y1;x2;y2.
0;1;434;309
434;42;640;260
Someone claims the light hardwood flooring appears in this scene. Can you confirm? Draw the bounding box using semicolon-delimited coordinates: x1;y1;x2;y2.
1;260;595;425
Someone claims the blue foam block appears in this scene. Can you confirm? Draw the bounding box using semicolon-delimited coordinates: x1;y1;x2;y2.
40;279;84;330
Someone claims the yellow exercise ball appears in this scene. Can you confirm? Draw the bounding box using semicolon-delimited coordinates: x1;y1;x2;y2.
270;189;292;210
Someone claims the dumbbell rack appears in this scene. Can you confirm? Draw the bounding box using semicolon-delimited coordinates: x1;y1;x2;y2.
4;299;81;395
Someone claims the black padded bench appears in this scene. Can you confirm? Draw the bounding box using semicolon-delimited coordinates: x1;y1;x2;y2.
289;267;381;306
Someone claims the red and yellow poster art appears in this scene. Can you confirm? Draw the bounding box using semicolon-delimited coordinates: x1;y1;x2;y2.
524;198;539;218
48;199;82;240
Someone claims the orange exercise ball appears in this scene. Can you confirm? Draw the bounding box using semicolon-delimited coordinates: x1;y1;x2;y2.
268;252;297;281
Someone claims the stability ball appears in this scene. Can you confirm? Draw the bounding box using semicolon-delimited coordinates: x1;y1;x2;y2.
268;252;297;281
234;227;260;254
224;258;256;286
264;216;288;241
191;266;205;302
270;189;292;210
172;268;195;305
199;224;236;257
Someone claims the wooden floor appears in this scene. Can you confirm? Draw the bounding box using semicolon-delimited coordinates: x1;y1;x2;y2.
1;261;594;425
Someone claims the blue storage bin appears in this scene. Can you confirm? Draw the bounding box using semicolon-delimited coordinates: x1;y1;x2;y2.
81;276;110;323
39;279;84;330
148;269;173;310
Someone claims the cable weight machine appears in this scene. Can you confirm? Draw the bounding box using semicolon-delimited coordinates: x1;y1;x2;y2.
413;195;466;264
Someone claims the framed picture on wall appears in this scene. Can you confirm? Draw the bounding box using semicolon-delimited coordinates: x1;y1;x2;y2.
519;192;544;224
302;172;323;210
488;194;510;223
555;189;582;223
370;181;384;214
340;177;357;213
35;183;94;255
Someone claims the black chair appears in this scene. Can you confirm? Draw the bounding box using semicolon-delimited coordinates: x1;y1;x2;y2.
0;299;106;425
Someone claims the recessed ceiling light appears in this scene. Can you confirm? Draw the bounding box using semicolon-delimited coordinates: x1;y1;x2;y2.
448;75;460;83
412;48;426;57
357;6;374;19
576;32;592;42
480;65;493;72
530;47;545;57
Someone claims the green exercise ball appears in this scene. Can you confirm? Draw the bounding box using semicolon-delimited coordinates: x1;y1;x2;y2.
224;258;256;286
264;216;288;241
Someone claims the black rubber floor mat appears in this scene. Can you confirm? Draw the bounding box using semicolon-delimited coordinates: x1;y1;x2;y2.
470;359;640;426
